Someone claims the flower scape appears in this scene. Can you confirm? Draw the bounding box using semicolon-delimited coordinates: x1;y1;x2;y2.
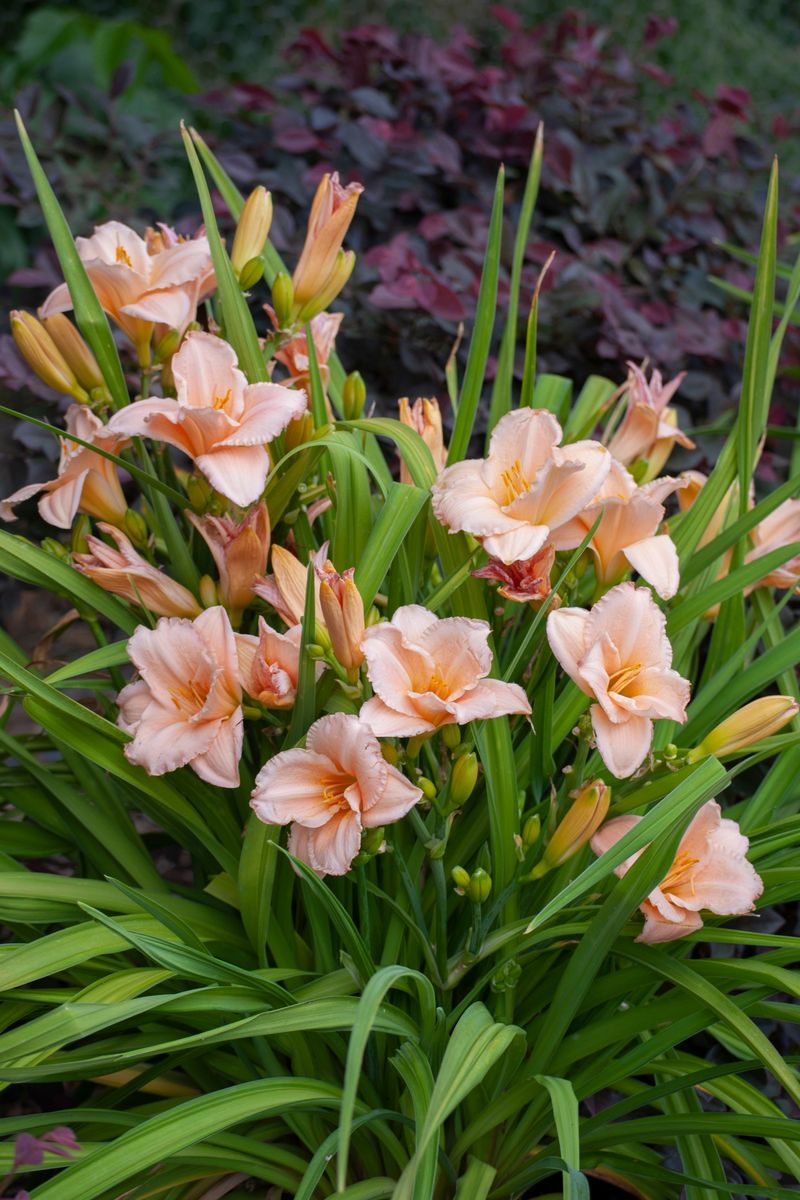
0;117;799;1200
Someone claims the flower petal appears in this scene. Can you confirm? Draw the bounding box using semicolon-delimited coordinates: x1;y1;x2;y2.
195;445;270;507
359;696;435;737
546;606;592;689
289;809;362;876
591;705;653;778
624;534;680;600
362;764;422;826
192;711;243;788
252;748;340;826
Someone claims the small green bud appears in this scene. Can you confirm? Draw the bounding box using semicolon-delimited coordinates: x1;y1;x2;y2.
442;724;461;750
271;272;294;328
663;742;679;760
41;537;69;562
153;328;182;363
522;814;541;848
418;777;438;801
237;256;265;291
341;370;366;420
467;868;492;905
123;508;149;548
185;474;213;512
70;513;91;555
449;752;478;806
361;826;385;856
451;866;470;890
380;742;400;766
199;574;218;608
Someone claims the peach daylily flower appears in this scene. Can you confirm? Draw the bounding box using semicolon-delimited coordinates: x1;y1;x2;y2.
431;408;611;565
272;310;343;389
235;618;313;709
607;361;693;474
74;523;201;617
108;333;307;507
0;405;128;530
253;544;325;628
117;606;243;787
547;583;690;778
359;604;531;737
745;498;800;591
292;173;363;317
41;220;215;359
251;712;422;876
473;543;557;605
188;504;270;615
591;800;763;943
552;459;686;600
398;397;447;486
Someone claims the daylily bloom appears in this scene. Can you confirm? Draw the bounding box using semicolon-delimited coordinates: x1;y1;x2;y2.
108;332;307;507
359;604;531;736
473;543;557;605
552;458;686;600
253;544;324;628
0;405;128;530
547;583;690;778
117;606;243;787
745;498;800;590
74;523;201;617
316;558;365;671
398;397;447;485
41;220;215;361
271;310;343;389
431;408;611;565
608;361;693;475
235;618;310;708
590;800;763;943
188;504;270;616
251;712;421;875
292;173;363;319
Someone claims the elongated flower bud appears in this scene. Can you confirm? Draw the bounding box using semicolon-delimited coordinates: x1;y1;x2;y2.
12;310;88;402
231;187;273;276
528;781;610;879
271;272;294;328
42;313;104;390
317;560;365;671
295;249;355;323
687;696;799;761
449;751;478;806
342;370;366;420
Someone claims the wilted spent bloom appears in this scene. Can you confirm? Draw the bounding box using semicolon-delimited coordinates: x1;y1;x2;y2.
11;310;88;402
188;504;270;618
42;313;105;392
398;397;447;485
527;781;610;879
608;361;693;475
687;696;799;762
272;310;343;390
231;186;273;279
74;523;201;618
0;405;128;531
316;558;365;671
473;543;557;606
591;800;763;943
235;618;312;708
292;172;363;320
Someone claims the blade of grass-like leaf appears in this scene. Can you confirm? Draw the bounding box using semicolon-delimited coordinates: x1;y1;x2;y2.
447;166;505;464
533;1075;589;1200
340;417;437;489
285;563;318;747
520;254;557;411
454;1158;496;1200
487;126;543;437
562;375;618;442
181;124;266;383
355;482;429;609
14;111;128;410
667;541;800;634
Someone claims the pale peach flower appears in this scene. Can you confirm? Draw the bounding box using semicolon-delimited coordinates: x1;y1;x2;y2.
547;583;690;778
235;618;309;708
590;800;763;943
108;333;307;507
431;408;611;565
0;405;128;530
74;523;201;617
188;504;270;615
292;173;363;317
359;604;531;736
552;458;686;600
41;220;215;360
117;606;243;787
251;712;421;876
608;362;693;473
473;543;557;605
272;310;343;389
745;498;800;590
253;544;324;628
317;559;365;671
398;397;447;485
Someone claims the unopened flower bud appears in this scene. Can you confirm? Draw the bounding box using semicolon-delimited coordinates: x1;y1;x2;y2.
528;780;610;879
451;865;471;889
442;724;461;751
271;272;295;329
296;249;355;323
450;752;478;806
467;868;492;904
342;370;366;420
522;814;541;849
237;257;266;291
41;537;70;562
199;574;218;608
12;310;88;402
418;776;438;801
360;826;385;857
687;696;800;762
317;560;365;671
70;513;92;555
123;508;149;548
154;328;182;363
381;742;400;766
185;474;213;513
663;743;679;761
231;187;273;277
42;313;104;390
292;173;362;319
284;412;313;451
